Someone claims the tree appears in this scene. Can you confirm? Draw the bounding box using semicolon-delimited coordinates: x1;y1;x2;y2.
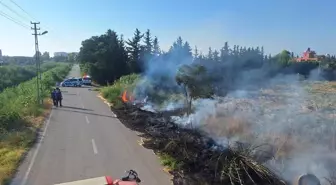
143;29;153;56
176;64;214;117
207;47;213;61
126;28;144;73
41;52;50;61
213;50;219;62
67;52;77;63
278;50;291;66
153;36;160;56
53;55;67;62
193;46;199;60
78;29;130;84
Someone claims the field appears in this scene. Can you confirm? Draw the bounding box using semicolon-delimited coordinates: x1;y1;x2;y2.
100;73;336;185
200;81;336;182
0;63;71;184
0;62;61;91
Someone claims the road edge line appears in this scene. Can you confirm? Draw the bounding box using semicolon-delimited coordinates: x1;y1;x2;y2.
20;109;54;185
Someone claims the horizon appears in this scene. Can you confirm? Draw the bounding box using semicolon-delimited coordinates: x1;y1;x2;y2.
0;0;335;57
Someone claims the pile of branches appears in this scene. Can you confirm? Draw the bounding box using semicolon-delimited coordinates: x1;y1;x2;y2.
112;104;287;185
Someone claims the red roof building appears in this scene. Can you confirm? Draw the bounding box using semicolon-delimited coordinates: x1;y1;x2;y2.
296;48;319;62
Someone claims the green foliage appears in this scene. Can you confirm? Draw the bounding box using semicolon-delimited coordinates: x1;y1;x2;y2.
100;74;140;108
78;28;158;85
176;64;214;114
0;62;61;91
0;64;71;131
1;56;34;65
158;153;184;171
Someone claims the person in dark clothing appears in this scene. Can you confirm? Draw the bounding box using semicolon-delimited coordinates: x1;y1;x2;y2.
51;89;57;106
55;87;63;107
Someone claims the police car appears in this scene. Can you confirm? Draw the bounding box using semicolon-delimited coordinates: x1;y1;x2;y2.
60;78;82;87
82;75;92;85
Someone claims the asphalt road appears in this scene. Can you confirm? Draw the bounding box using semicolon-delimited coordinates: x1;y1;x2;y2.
11;65;171;185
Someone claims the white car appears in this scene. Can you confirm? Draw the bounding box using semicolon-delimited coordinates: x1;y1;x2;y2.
82;75;92;86
60;78;82;87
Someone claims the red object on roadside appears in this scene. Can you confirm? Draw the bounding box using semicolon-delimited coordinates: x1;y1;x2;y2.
105;176;114;185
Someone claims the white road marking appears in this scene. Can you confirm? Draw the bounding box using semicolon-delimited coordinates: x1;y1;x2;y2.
91;139;98;154
78;96;85;108
85;116;90;124
21;110;54;185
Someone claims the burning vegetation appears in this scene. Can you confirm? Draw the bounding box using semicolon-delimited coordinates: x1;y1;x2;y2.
87;31;336;185
103;74;336;185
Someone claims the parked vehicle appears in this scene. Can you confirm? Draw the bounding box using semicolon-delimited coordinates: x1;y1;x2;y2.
60;78;82;87
82;75;92;85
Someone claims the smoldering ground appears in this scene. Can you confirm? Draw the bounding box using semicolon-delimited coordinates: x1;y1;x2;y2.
132;46;336;184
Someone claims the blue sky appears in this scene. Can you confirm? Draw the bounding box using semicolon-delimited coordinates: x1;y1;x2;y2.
0;0;335;56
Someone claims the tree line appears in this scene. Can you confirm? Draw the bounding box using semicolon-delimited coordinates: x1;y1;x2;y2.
78;28;336;86
2;51;78;65
0;62;60;91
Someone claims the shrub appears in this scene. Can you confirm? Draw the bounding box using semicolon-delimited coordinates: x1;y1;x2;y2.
0;63;71;131
100;74;140;107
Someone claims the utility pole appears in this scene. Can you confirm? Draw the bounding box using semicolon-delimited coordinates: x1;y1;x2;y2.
31;22;48;104
31;22;41;104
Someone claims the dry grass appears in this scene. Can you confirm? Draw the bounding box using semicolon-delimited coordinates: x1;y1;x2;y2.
197;81;336;184
0;99;52;185
104;80;336;184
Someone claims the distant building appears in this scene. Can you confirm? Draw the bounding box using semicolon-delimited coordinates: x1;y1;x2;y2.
295;48;319;62
54;52;68;57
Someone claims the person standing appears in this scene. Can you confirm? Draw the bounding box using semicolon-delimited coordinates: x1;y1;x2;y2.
55;87;63;107
51;89;57;106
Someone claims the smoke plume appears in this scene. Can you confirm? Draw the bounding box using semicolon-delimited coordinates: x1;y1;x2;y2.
133;44;336;184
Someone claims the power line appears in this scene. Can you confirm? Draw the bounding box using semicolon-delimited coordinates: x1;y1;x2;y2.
8;0;37;21
0;0;30;22
5;0;54;36
0;10;30;29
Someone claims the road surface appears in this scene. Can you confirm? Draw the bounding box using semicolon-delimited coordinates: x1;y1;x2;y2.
11;65;171;185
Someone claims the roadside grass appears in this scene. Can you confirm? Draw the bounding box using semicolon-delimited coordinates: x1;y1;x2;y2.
100;74;140;108
0;64;71;185
157;152;184;172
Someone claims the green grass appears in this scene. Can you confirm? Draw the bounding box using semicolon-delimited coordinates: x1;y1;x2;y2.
100;74;140;108
0;63;71;184
157;152;184;171
0;62;61;92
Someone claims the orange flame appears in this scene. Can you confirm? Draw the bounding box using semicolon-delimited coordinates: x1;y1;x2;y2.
121;90;134;103
122;90;128;102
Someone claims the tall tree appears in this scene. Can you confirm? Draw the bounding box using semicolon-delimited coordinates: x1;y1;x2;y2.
143;29;153;55
153;36;160;56
126;28;144;73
